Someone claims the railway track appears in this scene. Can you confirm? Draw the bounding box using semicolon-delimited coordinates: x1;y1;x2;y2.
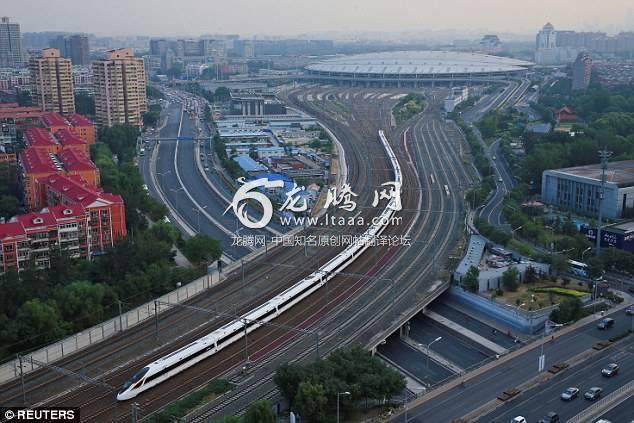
0;86;405;422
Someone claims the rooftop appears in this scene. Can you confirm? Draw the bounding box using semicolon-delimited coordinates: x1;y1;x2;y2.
233;155;267;173
551;160;634;188
41;174;122;207
456;234;487;276
0;222;27;240
55;129;87;146
20;148;58;174
25;127;59;148
306;51;534;76
66;113;93;127
58;149;95;172
40;112;70;128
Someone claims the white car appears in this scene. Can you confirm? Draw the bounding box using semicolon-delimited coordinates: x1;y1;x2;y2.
560;387;579;401
511;418;527;423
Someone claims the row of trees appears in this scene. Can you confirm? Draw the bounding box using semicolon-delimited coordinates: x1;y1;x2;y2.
273;345;405;422
393;94;425;124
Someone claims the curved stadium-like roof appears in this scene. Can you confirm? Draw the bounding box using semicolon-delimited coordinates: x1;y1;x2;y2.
305;51;534;81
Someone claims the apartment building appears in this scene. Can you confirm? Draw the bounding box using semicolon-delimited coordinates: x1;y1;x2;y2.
92;48;147;127
30;48;76;114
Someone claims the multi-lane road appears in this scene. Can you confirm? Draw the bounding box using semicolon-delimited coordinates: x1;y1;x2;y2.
141;98;261;259
395;307;634;422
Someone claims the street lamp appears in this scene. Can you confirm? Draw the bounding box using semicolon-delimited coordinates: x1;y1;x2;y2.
157;170;171;188
511;224;523;239
170;187;184;210
337;391;350;423
424;336;442;369
581;247;592;262
192;205;208;233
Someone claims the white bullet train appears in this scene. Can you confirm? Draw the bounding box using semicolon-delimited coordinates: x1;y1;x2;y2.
117;130;401;400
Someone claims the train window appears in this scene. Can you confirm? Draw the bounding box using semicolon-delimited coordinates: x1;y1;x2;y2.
119;367;149;393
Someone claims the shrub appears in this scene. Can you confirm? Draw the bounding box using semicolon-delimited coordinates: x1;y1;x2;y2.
532;287;587;298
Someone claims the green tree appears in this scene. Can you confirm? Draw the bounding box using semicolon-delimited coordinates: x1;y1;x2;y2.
502;266;520;292
16;299;67;343
550;298;583;324
587;256;604;280
295;382;328;423
550;254;568;275
53;281;116;331
214;86;231;102
274;363;306;406
244;400;275;423
524;265;538;284
463;265;480;293
182;234;222;264
0;195;19;220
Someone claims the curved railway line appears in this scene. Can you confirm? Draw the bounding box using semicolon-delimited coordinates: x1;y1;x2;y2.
0;86;414;421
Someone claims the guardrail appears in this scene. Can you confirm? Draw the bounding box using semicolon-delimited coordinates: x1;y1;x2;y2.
566;380;634;423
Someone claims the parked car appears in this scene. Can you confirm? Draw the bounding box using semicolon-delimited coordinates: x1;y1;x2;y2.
560;387;579;401
539;412;560;423
626;305;634;316
602;363;619;377
597;318;615;329
584;387;603;400
511;417;527;423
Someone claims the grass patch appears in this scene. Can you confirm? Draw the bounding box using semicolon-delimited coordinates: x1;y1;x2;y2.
531;287;588;298
148;379;233;423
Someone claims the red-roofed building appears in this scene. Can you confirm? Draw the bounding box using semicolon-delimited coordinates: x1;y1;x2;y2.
0;204;90;271
0;103;44;132
0;222;29;272
24;127;60;154
66;113;96;145
38;174;126;251
556;107;578;123
40;112;71;133
58;148;100;186
19;148;61;208
54;128;89;155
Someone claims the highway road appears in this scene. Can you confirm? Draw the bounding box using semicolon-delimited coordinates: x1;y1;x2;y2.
141;99;254;258
482;335;634;422
395;307;634;422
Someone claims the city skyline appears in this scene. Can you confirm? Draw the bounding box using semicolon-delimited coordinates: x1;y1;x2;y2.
4;0;634;39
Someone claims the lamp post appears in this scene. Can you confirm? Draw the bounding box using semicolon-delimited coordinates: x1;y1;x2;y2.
337;391;350;423
157;170;171;188
170;187;184;210
511;224;523;240
192;205;208;233
581;247;592;262
425;336;442;369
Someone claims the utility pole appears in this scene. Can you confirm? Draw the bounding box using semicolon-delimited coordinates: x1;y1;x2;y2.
596;148;612;256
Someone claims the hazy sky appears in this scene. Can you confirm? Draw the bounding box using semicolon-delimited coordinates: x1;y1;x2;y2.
5;0;634;37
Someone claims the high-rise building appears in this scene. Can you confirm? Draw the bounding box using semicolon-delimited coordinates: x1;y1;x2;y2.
51;34;90;65
0;17;25;68
572;51;592;90
92;48;147;127
30;48;76;114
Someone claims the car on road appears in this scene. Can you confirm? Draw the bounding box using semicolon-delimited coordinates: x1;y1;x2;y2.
584;386;603;400
597;318;615;329
595;420;612;423
626;305;634;315
511;417;526;423
539;412;560;423
492;155;497;160
560;387;579;401
498;177;503;182
602;363;619;377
